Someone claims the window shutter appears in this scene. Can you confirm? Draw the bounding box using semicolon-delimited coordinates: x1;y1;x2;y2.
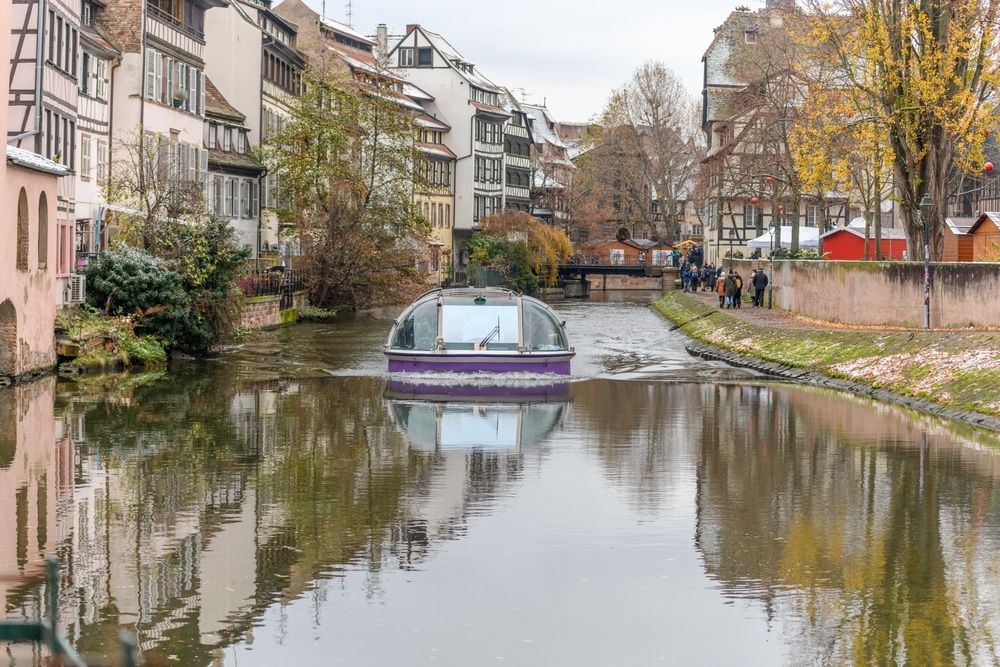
251;180;258;218
96;58;106;99
189;68;197;114
166;57;174;106
199;71;205;117
188;144;197;183
154;52;163;102
145;48;156;99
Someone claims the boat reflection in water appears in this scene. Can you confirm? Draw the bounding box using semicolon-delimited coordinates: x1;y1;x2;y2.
385;375;571;453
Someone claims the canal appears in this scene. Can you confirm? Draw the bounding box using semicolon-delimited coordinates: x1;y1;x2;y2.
2;293;1000;666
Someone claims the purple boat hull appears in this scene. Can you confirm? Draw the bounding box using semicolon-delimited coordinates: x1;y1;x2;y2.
385;350;574;375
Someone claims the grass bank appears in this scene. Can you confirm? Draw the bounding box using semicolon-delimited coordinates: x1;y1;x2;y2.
654;291;1000;421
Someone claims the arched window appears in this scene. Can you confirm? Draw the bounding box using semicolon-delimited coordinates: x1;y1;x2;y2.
17;188;29;271
37;192;48;270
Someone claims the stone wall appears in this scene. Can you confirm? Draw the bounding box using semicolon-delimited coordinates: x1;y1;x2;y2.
239;293;307;330
589;274;662;291
729;259;1000;328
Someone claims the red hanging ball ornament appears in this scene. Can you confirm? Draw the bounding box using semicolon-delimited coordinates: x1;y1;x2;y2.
985;130;991;139
778;205;784;213
751;197;759;205
986;162;994;173
765;176;773;183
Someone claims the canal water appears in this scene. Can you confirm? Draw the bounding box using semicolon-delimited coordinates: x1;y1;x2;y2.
3;293;1000;666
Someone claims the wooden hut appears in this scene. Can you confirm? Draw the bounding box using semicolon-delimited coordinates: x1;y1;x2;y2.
819;223;907;260
943;217;976;262
968;212;1000;261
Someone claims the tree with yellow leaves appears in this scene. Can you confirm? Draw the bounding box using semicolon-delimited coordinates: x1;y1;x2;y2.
803;0;1000;260
472;211;573;291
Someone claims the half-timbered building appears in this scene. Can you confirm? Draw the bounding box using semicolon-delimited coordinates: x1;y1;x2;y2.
3;0;71;379
700;2;851;265
8;0;84;304
387;24;510;281
500;91;533;214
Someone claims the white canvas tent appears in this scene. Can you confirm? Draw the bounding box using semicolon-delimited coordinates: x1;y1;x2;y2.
746;226;820;249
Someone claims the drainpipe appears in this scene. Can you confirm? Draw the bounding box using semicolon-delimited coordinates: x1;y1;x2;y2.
7;0;46;147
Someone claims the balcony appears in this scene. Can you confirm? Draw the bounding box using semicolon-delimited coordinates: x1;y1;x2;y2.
145;12;204;59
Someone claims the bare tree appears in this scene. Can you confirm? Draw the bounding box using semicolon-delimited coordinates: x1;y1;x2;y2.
585;62;704;243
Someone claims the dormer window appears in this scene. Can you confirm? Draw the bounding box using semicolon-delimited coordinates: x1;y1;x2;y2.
416;47;432;67
398;48;414;67
745;28;757;43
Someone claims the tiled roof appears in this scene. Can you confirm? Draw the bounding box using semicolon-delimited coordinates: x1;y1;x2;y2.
204;78;245;124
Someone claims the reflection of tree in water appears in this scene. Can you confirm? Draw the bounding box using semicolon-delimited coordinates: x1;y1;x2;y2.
694;383;1000;665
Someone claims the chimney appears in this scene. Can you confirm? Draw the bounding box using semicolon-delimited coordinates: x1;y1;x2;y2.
406;24;417;34
376;23;388;56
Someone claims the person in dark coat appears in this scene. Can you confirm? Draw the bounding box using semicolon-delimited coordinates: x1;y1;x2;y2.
751;268;769;307
733;270;743;308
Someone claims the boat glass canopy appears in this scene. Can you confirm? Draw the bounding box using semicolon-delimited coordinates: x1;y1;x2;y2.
387;290;569;353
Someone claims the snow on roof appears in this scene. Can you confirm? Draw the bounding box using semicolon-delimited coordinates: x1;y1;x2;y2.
417;144;456;160
946;217;977;234
416;114;450;130
319;16;373;45
403;82;434;101
6;145;70;176
414;26;501;92
522;104;566;150
533;172;566;189
419;27;465;64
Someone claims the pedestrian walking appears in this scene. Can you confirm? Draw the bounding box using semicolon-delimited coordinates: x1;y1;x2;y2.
724;271;737;308
752;268;769;307
716;271;726;307
734;270;743;308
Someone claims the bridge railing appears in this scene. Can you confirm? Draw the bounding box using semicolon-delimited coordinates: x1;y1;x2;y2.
563;254;673;268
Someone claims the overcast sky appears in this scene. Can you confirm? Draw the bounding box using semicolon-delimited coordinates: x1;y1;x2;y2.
297;0;749;122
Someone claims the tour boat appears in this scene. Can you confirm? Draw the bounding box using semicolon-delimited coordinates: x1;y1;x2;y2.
384;287;575;374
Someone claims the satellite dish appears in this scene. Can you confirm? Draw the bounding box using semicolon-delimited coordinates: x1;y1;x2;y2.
880;199;893;213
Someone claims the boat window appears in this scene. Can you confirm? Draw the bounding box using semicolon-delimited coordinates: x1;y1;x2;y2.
391;299;439;350
522;301;567;350
440;297;519;347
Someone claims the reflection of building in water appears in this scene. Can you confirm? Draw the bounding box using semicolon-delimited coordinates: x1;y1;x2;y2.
43;379;297;660
0;379;67;622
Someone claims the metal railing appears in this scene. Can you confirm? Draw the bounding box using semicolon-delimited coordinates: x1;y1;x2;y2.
0;557;139;667
564;253;670;268
237;268;304;310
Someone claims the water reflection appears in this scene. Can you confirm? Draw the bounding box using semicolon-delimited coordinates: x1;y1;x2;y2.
2;362;1000;665
387;399;568;453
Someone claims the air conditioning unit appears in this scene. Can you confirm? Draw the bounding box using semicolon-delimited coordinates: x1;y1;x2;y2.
67;274;86;304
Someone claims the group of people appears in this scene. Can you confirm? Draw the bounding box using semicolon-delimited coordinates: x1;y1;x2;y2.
712;266;770;308
680;261;771;308
679;263;718;293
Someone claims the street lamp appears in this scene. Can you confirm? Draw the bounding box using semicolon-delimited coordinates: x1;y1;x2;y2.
920;193;933;329
767;222;777;309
